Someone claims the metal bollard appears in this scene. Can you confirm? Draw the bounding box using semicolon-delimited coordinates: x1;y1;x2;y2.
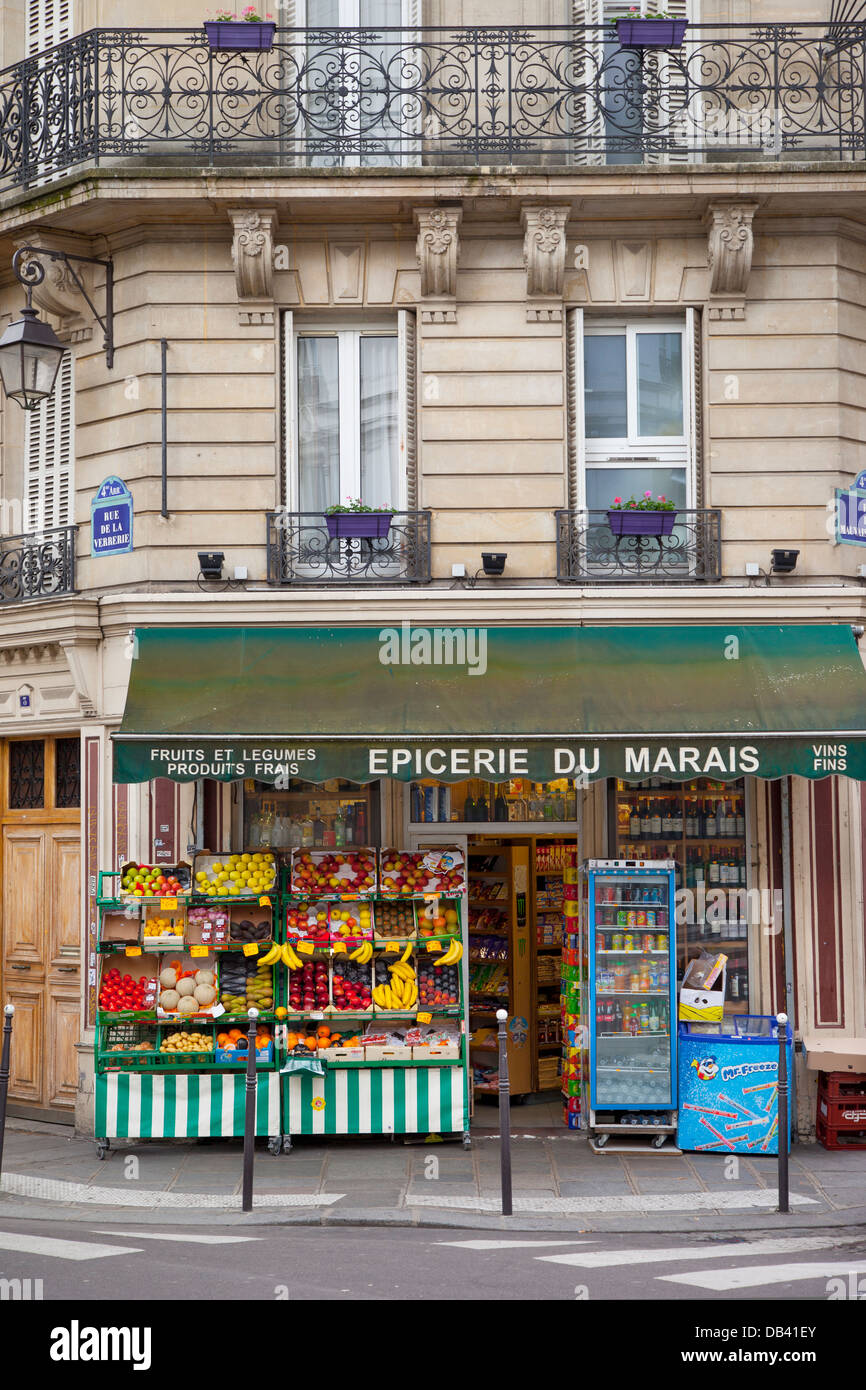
496;1008;512;1217
776;1012;789;1214
242;1007;259;1213
0;1005;14;1183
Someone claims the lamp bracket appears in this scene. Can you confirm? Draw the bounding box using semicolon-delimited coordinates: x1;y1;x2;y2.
12;246;114;369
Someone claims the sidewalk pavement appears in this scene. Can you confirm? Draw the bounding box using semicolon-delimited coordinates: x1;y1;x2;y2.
2;1120;865;1234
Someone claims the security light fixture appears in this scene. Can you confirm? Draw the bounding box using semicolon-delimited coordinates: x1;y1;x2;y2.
0;246;114;411
481;552;507;576
198;551;225;580
770;549;799;575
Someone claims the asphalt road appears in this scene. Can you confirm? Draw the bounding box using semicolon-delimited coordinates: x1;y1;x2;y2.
1;1215;865;1304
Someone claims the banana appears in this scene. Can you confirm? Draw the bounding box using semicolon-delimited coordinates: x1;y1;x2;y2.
406;982;418;1008
434;940;457;967
282;942;304;970
360;941;373;963
399;941;413;965
449;940;463;963
258;943;281;966
349;944;366;962
388;962;414;981
373;985;388;1008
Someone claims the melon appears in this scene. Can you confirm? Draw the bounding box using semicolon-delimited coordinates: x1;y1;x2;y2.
159;968;178;988
194;984;216;1006
176;977;195;997
159;989;180;1010
177;996;198;1015
194;969;215;987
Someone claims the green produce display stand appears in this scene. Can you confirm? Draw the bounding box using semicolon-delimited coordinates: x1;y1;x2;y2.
94;1071;281;1143
281;1062;468;1141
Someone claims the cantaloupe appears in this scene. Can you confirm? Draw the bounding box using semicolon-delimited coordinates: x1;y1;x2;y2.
175;977;195;997
159;968;178;989
194;983;216;1006
194;969;215;987
177;996;198;1014
159;989;180;1010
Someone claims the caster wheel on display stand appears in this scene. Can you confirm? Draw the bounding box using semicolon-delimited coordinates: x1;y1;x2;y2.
267;1137;281;1157
96;1139;110;1161
652;1134;667;1150
282;1136;293;1154
595;1132;609;1149
462;1131;472;1150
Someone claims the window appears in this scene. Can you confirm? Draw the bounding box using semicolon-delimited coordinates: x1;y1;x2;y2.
284;313;416;513
568;311;696;513
24;349;74;534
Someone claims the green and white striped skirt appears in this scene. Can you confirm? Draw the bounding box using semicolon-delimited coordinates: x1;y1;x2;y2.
282;1065;468;1136
95;1072;281;1138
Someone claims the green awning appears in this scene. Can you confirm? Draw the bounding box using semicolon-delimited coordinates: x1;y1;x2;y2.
113;623;866;784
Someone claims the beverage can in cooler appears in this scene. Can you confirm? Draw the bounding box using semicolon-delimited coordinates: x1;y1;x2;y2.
617;910;628;926
623;933;634;951
611;932;624;950
656;933;668;952
645;910;656;927
636;910;647;927
626;910;638;927
642;933;655;951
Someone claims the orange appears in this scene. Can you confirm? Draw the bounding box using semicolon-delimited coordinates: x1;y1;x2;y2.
304;1037;317;1051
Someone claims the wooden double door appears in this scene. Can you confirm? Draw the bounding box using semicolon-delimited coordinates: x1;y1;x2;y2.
1;736;81;1119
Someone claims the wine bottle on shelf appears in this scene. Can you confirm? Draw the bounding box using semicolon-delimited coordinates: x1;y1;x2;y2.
671;797;684;836
494;791;508;822
736;801;745;837
630;803;641;839
705;801;717;838
651;800;662;838
662;800;673;836
353;801;367;844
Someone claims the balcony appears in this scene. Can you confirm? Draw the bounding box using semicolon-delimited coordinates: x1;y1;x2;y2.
267;510;431;585
0;526;77;603
0;23;865;194
556;508;721;583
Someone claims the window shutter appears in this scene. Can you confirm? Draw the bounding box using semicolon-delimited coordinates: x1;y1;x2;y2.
398;308;418;511
565;307;584;510
24;350;73;534
281;310;296;509
571;0;605;166
26;0;70;54
685;305;701;509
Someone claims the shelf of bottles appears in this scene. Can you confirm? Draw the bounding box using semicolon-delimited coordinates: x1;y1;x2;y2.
613;777;750;1011
409;777;580;825
585;862;678;1114
243;780;374;852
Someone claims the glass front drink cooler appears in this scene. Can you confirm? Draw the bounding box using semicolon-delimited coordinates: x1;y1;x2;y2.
582;859;679;1152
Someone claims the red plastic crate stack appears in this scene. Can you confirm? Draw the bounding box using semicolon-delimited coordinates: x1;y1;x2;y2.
816;1071;866;1150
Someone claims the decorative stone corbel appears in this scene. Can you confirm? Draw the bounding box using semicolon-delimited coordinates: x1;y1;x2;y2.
414;207;462;324
60;640;99;719
704;201;759;322
14;233;93;345
521;205;569;320
228;207;278;326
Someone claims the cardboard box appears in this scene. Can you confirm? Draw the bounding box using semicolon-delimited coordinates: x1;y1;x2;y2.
331;1046;365;1062
214;1043;273;1065
142;903;186;947
679;953;727;1023
378;1046;413;1063
97;953;159;1020
156;953;220;1020
100;911;141;946
413;1044;460;1060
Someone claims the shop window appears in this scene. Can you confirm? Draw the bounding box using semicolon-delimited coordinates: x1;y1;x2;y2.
283;314;417;513
54;736;80;809
9;739;45;809
243;778;380;849
410;778;580;825
610;777;750;1016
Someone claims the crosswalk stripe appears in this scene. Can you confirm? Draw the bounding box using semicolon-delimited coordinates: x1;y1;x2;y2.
538;1234;865;1269
438;1240;593;1251
93;1230;259;1244
0;1232;141;1262
660;1258;866;1292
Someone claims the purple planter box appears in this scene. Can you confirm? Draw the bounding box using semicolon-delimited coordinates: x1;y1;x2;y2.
325;512;393;540
607;508;678;536
615;18;688;47
204;21;276;50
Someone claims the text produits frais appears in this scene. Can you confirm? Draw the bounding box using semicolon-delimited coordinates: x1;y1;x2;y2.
148;747;316;778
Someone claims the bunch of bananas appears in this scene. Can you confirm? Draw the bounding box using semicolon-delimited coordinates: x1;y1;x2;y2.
433;938;464;967
258;941;282;966
280;941;305;970
348;940;373;964
373;942;418;1011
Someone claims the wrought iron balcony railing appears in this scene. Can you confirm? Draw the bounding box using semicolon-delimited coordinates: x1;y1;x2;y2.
1;23;865;193
0;526;77;603
556;508;721;584
267;510;431;585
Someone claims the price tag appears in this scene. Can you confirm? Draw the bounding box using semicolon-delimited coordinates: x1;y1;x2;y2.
415;1011;432;1024
160;897;178;910
298;941;315;956
385;942;401;954
426;940;442;953
242;943;259;957
332;941;347;955
258;896;271;907
423;893;440;902
190;944;208;958
125;945;142;957
340;893;359;901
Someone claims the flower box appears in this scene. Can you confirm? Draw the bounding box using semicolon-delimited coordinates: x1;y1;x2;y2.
325;511;393;540
607;508;678;536
615;18;688;48
204;21;276;50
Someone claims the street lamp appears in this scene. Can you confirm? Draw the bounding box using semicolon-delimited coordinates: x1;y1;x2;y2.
0;246;114;411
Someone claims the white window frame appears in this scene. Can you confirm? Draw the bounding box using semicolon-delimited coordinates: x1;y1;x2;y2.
285;315;407;513
24;348;74;535
579;314;695;511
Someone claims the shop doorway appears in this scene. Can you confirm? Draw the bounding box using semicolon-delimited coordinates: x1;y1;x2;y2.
1;736;81;1121
412;827;579;1130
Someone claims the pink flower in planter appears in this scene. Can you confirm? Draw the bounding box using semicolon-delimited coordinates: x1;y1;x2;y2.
644;490;652;499
613;497;622;505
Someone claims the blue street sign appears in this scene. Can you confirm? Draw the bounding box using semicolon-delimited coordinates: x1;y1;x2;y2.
91;476;133;556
